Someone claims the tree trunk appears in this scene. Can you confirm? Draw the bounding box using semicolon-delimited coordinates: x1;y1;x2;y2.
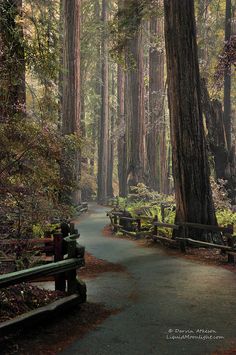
126;11;146;189
117;0;128;197
201;79;229;178
97;0;109;204
201;79;236;202
147;13;165;192
80;8;87;171
107;68;115;198
90;0;101;177
164;0;217;236
147;16;158;191
196;0;209;74
224;0;232;150
159;112;169;194
58;0;64;125
0;0;26;121
117;64;128;197
61;0;81;205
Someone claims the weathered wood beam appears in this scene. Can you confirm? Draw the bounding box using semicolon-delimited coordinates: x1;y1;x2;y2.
176;237;233;251
0;258;84;289
0;294;80;336
177;222;233;234
153;222;179;230
152;235;177;244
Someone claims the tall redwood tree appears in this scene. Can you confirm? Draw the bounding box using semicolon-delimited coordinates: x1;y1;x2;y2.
125;0;146;189
61;0;81;205
117;0;128;197
164;0;217;233
97;0;109;204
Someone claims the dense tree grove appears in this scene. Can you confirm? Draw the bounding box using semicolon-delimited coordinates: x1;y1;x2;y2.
0;0;235;238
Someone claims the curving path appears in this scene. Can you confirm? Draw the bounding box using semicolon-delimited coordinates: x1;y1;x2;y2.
62;204;236;355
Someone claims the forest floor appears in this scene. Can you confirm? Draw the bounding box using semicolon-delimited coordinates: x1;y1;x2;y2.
2;203;236;355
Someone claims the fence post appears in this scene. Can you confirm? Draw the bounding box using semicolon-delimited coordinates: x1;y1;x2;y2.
114;215;118;232
67;239;78;293
136;218;141;232
154;215;158;236
70;222;75;234
54;233;66;292
161;204;165;222
179;226;187;253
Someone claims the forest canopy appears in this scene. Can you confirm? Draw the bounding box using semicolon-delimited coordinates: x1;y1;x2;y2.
0;0;235;238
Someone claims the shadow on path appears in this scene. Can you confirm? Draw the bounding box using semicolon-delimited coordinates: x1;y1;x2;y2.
62;203;236;355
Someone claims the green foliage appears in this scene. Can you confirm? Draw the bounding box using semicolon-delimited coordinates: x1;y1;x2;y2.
110;0;162;59
0;0;82;237
128;183;174;204
32;224;44;238
195;0;230;101
15;258;26;271
24;0;60;84
216;209;236;231
0;114;67;236
115;184;176;235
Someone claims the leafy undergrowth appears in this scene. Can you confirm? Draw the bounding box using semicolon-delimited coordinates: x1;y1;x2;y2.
113;182;236;234
0;283;65;323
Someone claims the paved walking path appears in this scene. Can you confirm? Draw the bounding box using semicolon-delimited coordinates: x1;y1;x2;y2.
62;204;236;355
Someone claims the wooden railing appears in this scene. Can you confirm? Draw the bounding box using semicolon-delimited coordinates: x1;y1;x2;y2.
107;210;235;256
0;232;86;296
0;257;83;289
76;202;88;215
107;201;175;221
0;213;87;334
0;234;86;335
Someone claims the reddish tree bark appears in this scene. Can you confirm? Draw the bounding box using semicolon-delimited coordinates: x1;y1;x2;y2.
61;0;81;205
97;0;109;203
147;14;165;192
117;0;128;197
164;0;217;235
224;0;232;150
125;3;146;188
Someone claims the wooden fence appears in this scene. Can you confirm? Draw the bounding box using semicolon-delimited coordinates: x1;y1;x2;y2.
107;210;235;259
0;231;86;334
0;232;86;294
76;202;88;216
106;199;175;222
0;207;88;335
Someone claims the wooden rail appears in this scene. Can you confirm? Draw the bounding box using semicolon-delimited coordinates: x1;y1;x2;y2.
176;237;232;251
76;202;88;215
153;222;179;230
0;232;86;295
0;294;81;336
0;258;84;289
107;211;156;235
107;210;235;256
0;212;87;334
177;222;233;234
